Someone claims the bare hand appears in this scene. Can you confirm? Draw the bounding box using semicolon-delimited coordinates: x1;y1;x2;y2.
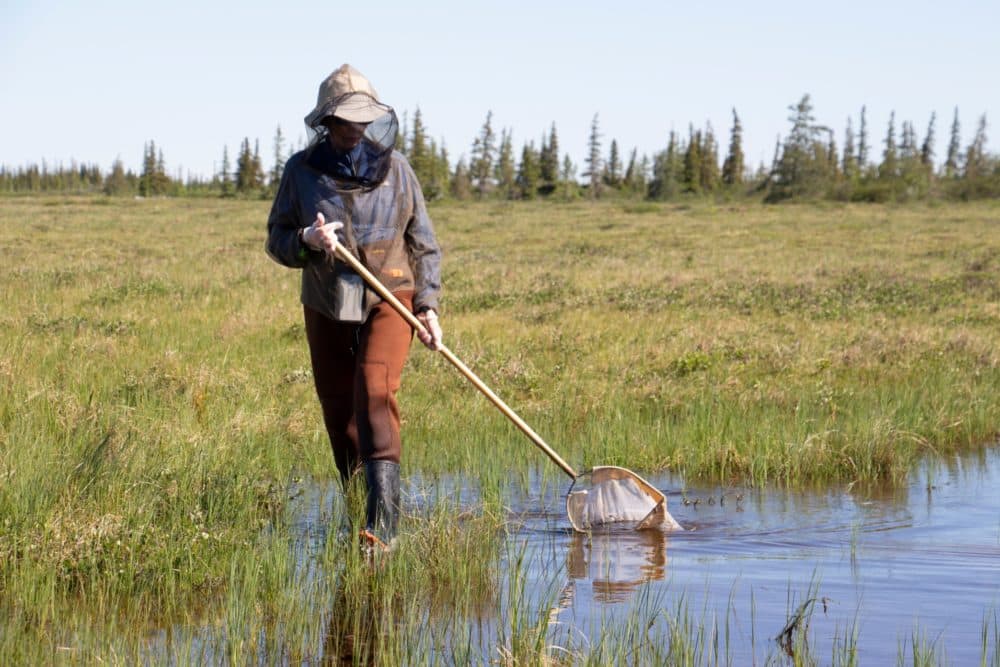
301;212;344;256
416;309;443;351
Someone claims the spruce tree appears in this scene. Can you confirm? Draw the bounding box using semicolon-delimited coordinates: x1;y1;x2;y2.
699;123;721;192
138;141;171;196
539;133;550;181
560;155;577;200
879;112;899;181
270;125;286;194
496;129;516;199
155;148;169;195
420;137;442;200
920;112;936;171
900;121;917;161
252;139;265;192
963;114;988;180
139;141;157;196
622;148;643;196
104;157;129;196
721;108;745;188
424;141;450;201
538;122;559;194
944;108;961;178
235;138;254;193
638;154;651;195
516;141;540;199
682;126;703;194
220;145;233;197
140;140;166;197
649;131;681;200
583;113;603;199
767;94;829;201
470;111;497;198
826;129;838;175
857;106;869;173
899;119;927;195
842;116;858;181
665;131;683;198
605;139;622;187
409;108;433;188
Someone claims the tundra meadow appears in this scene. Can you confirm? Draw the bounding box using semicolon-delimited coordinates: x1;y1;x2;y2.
1;196;998;664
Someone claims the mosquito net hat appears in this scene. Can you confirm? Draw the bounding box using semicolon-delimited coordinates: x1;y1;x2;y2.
304;64;398;191
305;64;391;127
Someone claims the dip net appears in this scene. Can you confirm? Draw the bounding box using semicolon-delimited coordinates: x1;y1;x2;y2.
565;466;682;532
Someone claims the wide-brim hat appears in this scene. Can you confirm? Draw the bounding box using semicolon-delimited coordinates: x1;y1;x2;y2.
304;64;391;127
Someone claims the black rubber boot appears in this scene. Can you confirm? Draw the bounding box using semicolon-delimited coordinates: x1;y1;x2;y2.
363;460;400;550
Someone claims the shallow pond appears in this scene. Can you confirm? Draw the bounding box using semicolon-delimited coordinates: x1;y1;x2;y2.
152;447;1000;663
508;446;1000;663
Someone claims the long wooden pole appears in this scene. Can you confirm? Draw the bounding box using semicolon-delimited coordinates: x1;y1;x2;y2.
333;243;578;480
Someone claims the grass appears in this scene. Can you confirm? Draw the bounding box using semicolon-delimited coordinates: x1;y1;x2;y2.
1;195;998;662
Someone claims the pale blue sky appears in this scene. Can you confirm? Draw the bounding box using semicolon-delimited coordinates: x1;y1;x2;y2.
2;0;997;180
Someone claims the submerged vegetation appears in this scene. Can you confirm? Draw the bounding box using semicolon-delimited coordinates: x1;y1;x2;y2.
0;196;998;661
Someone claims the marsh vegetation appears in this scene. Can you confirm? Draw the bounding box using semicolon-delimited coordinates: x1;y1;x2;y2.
0;197;997;663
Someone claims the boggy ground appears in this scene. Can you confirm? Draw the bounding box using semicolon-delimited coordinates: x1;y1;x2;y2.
0;196;997;663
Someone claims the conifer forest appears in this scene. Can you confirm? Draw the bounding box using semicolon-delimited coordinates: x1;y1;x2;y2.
2;95;997;203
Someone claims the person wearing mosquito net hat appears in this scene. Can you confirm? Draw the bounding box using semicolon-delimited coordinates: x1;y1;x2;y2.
266;64;442;552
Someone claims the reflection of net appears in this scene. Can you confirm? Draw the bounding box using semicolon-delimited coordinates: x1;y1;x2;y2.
566;466;681;531
565;530;668;604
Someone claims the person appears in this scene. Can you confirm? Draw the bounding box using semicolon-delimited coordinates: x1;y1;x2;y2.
266;64;442;550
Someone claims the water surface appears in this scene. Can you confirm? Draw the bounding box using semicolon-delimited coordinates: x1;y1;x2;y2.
511;447;1000;663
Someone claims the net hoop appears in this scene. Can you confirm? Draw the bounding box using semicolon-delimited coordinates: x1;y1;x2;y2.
565;466;682;533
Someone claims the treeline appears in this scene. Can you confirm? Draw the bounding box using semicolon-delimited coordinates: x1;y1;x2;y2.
2;95;997;202
0;139;273;198
761;95;997;202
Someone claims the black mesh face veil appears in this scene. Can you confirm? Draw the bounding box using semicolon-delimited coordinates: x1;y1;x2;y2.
305;93;399;192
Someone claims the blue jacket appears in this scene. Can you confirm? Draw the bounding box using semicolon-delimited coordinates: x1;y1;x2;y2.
266;142;442;320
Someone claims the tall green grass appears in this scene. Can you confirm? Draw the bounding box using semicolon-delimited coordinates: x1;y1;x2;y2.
1;196;998;661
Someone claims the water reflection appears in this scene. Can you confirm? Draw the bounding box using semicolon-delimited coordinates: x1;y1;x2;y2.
565;529;668;604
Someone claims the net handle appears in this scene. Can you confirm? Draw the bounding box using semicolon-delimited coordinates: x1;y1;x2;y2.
332;241;579;480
